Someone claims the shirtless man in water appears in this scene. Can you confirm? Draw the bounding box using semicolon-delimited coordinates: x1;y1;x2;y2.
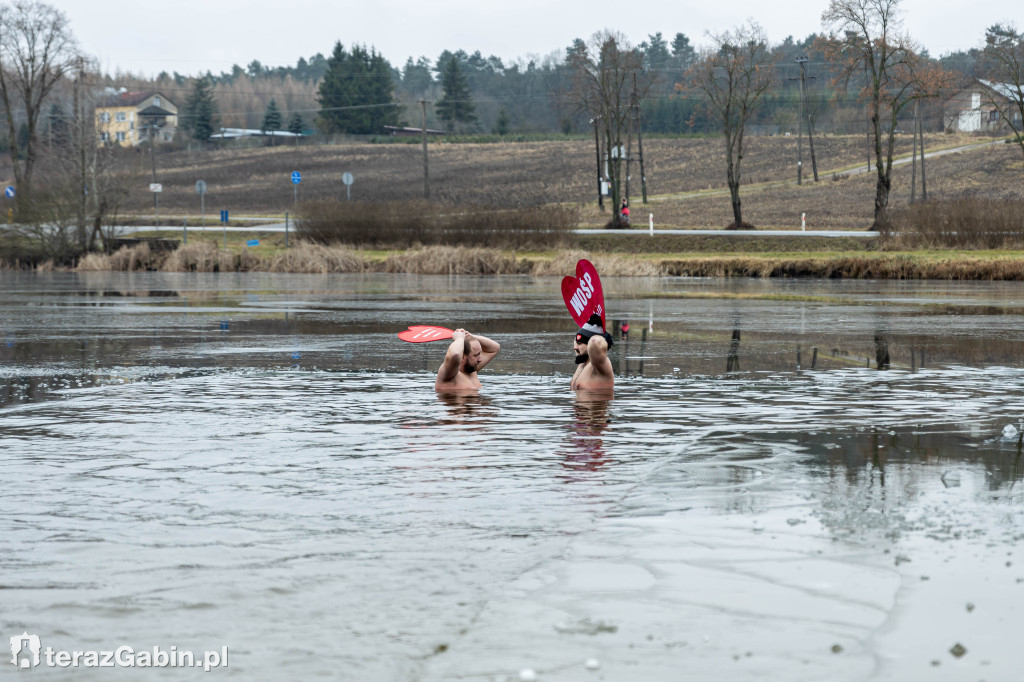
435;328;501;391
571;314;614;390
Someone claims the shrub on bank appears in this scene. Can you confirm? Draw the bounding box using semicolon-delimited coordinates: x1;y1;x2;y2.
381;245;523;274
265;243;366;273
295;199;577;249
881;198;1024;249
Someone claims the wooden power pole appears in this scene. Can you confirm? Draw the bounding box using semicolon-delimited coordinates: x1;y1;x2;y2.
633;72;648;203
592;116;603;209
420;100;430;200
792;56;819;184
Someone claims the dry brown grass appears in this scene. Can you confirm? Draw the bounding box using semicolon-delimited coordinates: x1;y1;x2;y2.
381;246;521;275
659;255;1024;279
52;239;1024;280
531;250;664;276
160;242;236;272
77;243;157;271
264;242;367;273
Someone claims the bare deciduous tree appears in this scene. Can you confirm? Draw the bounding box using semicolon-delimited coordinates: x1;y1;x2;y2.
566;30;648;227
16;61;142;262
684;21;774;229
0;1;79;214
981;23;1024;157
820;0;951;228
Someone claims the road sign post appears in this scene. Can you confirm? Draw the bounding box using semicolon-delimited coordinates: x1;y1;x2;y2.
220;209;229;250
149;183;162;228
291;171;301;209
196;180;207;228
5;186;13;224
342;172;354;201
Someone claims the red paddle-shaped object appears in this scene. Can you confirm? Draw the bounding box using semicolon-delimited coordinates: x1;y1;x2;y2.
561;259;605;329
397;325;454;343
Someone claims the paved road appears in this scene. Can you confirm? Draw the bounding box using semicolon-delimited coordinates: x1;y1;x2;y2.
105;224;878;238
576;228;878;237
843;139;1006;175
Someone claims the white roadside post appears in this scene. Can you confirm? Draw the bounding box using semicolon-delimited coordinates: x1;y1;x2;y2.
649;213;653;236
801;212;806;231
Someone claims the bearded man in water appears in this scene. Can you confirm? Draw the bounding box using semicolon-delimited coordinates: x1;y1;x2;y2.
435;328;501;391
571;314;614;390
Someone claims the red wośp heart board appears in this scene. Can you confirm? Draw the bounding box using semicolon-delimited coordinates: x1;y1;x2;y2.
397;325;454;343
560;259;605;330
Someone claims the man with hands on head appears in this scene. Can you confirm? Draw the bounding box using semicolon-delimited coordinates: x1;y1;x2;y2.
571;313;614;391
435;328;501;391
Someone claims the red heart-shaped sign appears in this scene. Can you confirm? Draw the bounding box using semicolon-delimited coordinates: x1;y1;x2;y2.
561;259;605;329
397;325;454;343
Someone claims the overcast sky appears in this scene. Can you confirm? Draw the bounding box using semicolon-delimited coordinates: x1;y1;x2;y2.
57;0;1015;78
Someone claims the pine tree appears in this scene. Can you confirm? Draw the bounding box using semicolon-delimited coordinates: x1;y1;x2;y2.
183;76;219;143
261;98;282;146
494;106;510;136
317;41;400;134
261;98;282;144
287;112;305;135
436;57;476;132
47;103;69;146
316;42;348;133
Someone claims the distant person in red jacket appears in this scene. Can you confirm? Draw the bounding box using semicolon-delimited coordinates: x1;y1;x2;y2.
620;199;630;226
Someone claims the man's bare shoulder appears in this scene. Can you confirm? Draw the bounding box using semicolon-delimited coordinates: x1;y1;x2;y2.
435;370;482;391
571;363;614;390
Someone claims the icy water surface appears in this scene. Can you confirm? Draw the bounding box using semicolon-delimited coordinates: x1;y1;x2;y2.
1;271;1023;681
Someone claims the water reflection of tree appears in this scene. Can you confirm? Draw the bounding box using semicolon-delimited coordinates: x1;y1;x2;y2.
726;329;741;372
809;425;1024;539
559;391;612;474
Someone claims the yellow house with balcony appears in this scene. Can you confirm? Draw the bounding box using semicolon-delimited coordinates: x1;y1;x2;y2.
95;91;178;147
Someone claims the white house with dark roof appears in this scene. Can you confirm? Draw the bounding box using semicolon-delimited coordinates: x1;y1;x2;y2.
943;79;1023;133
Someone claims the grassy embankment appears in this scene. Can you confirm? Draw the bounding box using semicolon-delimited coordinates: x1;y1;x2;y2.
65;236;1024;281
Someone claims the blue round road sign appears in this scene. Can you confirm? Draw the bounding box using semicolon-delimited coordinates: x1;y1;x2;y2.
291;171;301;184
4;186;15;198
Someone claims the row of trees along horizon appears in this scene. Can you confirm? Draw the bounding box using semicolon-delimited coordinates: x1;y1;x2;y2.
2;0;1023;259
91;27;1014;139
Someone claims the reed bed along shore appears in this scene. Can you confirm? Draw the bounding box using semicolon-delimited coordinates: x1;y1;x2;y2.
56;241;1024;281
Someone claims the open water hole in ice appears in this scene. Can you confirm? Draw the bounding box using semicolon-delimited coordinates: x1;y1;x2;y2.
1;271;1023;681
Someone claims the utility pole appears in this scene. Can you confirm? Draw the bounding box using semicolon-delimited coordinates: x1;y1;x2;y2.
911;101;918;203
633;72;648;203
591;116;603;209
792;56;819;184
149;118;158;217
797;57;819;182
917;101;927;201
791;60;804;185
625;113;632;204
74;58;86;247
420;100;430;199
